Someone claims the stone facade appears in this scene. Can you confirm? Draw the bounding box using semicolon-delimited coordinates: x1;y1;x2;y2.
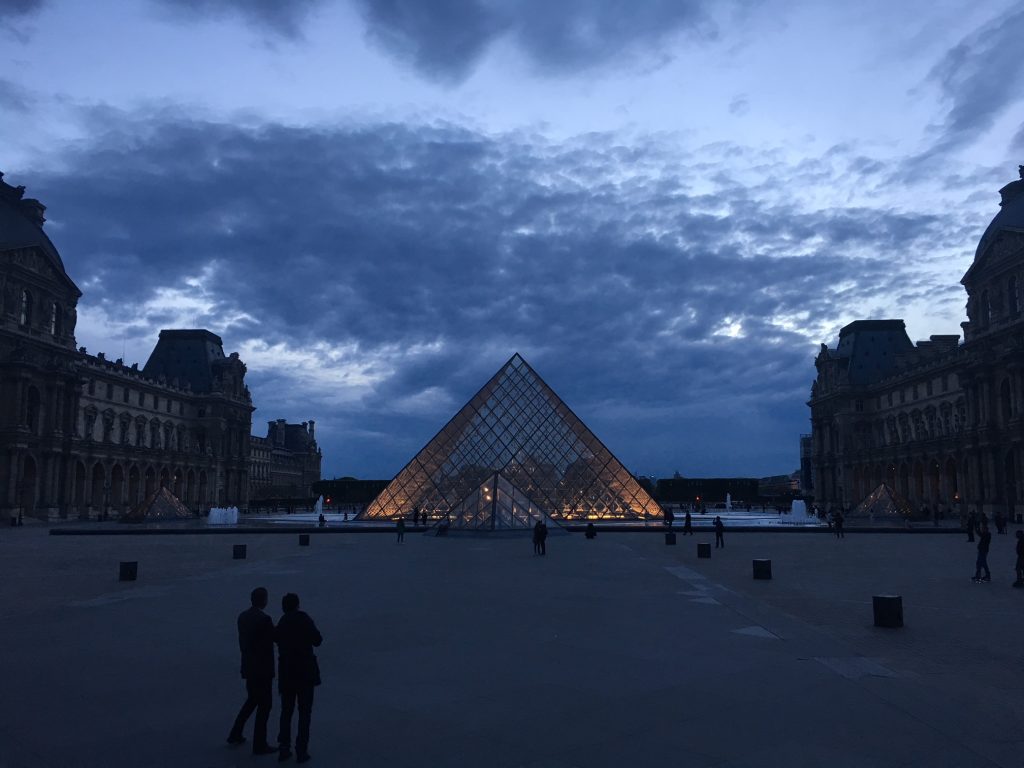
810;167;1024;518
249;419;321;498
0;171;253;521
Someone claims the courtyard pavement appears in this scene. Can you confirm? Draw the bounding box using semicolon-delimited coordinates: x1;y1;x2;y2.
1;524;1022;767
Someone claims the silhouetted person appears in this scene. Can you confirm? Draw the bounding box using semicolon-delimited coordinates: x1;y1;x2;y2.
714;516;724;548
966;510;977;542
539;520;548;555
1015;531;1024;588
973;520;992;582
533;520;543;555
317;513;325;528
834;511;845;539
683;511;693;535
994;509;1007;534
396;516;405;543
421;510;428;526
275;593;323;763
585;522;596;539
664;508;674;528
227;587;277;755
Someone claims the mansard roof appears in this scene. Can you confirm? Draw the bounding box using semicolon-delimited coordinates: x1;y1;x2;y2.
142;329;227;393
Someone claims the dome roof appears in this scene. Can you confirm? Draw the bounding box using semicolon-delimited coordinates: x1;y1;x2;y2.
975;166;1024;259
0;171;68;275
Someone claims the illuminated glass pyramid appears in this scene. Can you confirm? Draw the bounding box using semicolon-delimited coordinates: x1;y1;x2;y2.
361;353;661;527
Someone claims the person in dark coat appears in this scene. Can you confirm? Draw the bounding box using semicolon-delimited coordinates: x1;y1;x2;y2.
683;511;693;535
973;520;992;582
227;587;277;755
275;593;323;763
834;511;845;539
533;520;543;555
713;516;724;549
396;516;405;543
1014;530;1024;588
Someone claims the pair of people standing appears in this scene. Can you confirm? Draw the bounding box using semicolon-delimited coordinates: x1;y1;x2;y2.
228;588;324;763
533;519;548;555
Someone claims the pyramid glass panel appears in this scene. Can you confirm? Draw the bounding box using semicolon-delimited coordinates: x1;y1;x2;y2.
362;353;661;524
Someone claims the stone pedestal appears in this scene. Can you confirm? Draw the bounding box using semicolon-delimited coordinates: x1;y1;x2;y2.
873;595;903;628
753;559;772;580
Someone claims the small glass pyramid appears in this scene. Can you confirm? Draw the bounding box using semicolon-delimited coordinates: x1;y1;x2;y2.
361;353;661;526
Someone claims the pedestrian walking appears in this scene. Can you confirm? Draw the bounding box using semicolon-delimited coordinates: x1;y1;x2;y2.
834;511;845;539
227;587;277;755
1015;530;1024;588
714;516;725;549
683;511;693;535
275;593;323;763
973;520;992;582
539;519;548;555
533;520;542;555
396;516;405;543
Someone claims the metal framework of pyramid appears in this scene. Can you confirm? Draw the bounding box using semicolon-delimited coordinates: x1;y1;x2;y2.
361;353;661;526
849;483;916;521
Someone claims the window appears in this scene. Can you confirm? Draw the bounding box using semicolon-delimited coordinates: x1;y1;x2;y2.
913;385;919;401
106;382;113;399
887;392;893;407
123;387;130;404
926;380;933;396
942;375;949;393
87;379;95;396
900;389;906;404
166;399;172;414
135;423;144;446
153;395;159;410
855;399;864;413
19;289;32;327
50;302;62;337
178;402;184;415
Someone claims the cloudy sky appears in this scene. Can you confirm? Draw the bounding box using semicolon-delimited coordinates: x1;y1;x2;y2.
3;0;1023;481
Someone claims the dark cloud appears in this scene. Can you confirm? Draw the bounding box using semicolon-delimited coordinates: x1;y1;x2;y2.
0;0;44;40
19;111;974;478
150;0;325;39
0;0;43;17
352;0;720;81
917;8;1024;162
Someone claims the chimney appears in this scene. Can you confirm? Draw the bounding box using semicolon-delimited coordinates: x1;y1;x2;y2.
308;420;315;441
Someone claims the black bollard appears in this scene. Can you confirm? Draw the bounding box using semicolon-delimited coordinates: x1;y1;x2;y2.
873;595;903;628
119;561;138;581
752;559;772;580
299;534;310;546
233;544;247;560
697;542;711;559
665;532;677;545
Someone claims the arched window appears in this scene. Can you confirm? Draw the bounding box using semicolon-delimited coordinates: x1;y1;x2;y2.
1009;276;1019;319
50;302;62;337
19;289;32;327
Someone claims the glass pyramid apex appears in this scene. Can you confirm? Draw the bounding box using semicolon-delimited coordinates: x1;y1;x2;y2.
362;353;661;523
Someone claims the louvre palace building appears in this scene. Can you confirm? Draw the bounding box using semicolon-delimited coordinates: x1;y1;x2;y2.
810;166;1024;518
0;171;254;521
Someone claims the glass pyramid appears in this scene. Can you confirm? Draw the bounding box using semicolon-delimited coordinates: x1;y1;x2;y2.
362;353;661;526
